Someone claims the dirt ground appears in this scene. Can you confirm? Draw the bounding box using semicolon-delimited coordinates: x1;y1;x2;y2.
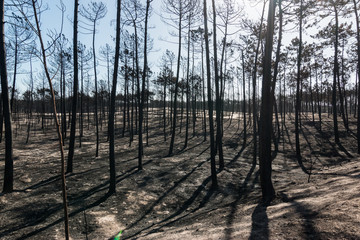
0;111;359;240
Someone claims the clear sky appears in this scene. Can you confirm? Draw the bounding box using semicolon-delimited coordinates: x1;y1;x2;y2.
8;0;267;95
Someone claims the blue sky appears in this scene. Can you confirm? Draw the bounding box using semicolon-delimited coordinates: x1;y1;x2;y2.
9;0;265;95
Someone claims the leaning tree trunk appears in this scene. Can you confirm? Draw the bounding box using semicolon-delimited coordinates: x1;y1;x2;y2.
31;0;69;238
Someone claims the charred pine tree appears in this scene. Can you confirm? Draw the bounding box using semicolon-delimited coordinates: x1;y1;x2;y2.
295;0;303;159
1;0;13;194
203;0;218;188
108;0;121;194
29;0;70;237
353;0;360;153
80;1;107;157
138;0;153;170
259;0;276;203
67;0;79;173
211;0;224;170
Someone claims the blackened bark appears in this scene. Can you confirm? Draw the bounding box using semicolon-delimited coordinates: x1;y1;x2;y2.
353;0;360;153
211;0;224;170
253;0;266;166
242;51;246;146
138;0;152;170
295;0;303;159
332;5;340;144
168;2;182;156
259;0;276;203
203;0;218;188
67;0;79;173
108;0;121;193
1;0;13;193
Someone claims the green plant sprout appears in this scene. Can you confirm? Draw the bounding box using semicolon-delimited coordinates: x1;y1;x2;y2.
114;230;123;240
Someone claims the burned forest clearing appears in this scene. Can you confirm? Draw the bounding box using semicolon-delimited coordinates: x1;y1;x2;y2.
1;111;359;239
2;0;360;239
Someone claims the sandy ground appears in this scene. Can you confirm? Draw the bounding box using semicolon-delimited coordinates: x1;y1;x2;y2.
0;111;359;239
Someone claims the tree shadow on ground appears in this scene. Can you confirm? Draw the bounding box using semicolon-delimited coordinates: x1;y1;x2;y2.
249;202;269;240
0;163;139;239
120;157;211;239
278;192;320;240
224;146;258;240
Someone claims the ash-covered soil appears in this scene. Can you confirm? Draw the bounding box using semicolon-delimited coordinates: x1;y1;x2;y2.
0;111;359;239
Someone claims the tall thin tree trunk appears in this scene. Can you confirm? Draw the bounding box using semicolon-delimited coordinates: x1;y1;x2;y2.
168;1;183;156
253;0;266;166
1;0;13;193
270;0;283;152
67;0;79;173
122;54;128;137
201;40;207;141
259;0;276;203
295;0;303;158
10;28;18;112
138;0;152;170
203;0;217;188
211;0;224;170
26;56;34;144
108;0;121;194
184;14;191;149
241;51;247;146
92;21;100;157
332;4;340;144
